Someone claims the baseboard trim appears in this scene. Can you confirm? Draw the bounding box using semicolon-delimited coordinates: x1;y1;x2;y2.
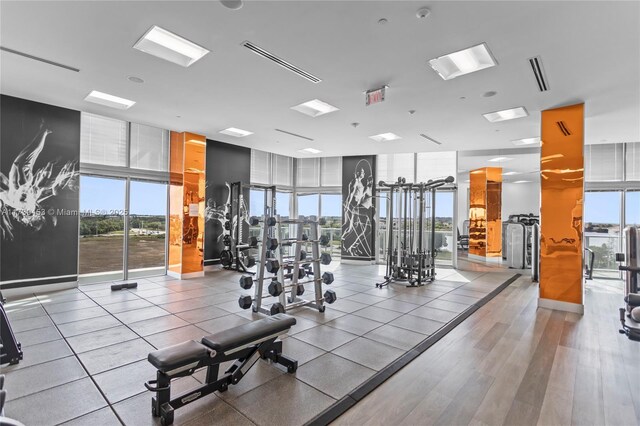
2;280;78;299
340;259;375;265
167;271;205;280
538;297;584;314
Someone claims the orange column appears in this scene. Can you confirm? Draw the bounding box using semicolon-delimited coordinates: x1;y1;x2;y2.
469;167;502;260
539;103;584;313
168;131;206;279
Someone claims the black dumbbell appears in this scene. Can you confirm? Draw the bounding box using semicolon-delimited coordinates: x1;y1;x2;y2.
268;280;284;297
324;289;337;304
248;236;278;250
321;272;334;284
238;295;253;309
223;235;232;246
224;221;231;230
268;280;305;297
283;269;306;280
239;275;284;290
270;302;285;315
266;259;280;273
249;216;277;227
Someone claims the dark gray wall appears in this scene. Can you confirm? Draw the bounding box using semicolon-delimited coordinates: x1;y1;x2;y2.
204;140;251;264
341;155;376;261
1;95;80;287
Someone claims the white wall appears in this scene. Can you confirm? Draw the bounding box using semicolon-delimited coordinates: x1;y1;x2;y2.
456;181;540;231
502;182;540;220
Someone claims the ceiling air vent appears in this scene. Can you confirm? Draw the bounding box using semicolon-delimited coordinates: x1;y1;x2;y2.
556;121;571;136
275;128;314;141
420;134;442;145
528;56;549;92
0;46;80;72
242;41;322;83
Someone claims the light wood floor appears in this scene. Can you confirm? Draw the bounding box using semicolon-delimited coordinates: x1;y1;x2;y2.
334;277;640;426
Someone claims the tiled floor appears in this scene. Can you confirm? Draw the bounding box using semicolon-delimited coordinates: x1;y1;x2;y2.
2;263;517;425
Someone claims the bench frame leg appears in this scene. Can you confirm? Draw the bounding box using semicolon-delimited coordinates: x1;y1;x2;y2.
149;337;295;425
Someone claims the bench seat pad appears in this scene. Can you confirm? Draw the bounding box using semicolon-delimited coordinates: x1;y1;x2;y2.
148;340;208;372
202;314;295;353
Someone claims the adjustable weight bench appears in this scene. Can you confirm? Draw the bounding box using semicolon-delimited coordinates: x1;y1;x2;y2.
145;314;298;425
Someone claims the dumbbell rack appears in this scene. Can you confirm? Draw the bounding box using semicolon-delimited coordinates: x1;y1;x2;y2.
251;216;286;315
251;216;332;314
285;216;327;312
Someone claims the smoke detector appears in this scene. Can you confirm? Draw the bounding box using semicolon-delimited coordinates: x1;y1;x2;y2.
416;7;431;19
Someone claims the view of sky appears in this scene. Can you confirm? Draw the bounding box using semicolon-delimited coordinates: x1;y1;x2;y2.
80;176;166;215
80;178;638;226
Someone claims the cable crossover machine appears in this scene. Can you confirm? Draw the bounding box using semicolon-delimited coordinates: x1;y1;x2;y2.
377;175;455;288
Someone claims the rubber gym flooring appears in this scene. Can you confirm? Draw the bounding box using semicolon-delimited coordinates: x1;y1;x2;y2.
3;263;518;425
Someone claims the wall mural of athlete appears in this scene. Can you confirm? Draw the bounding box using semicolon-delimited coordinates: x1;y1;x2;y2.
204;182;250;243
341;158;374;257
0;121;78;240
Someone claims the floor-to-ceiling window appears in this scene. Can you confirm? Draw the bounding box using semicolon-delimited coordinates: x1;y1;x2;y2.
584;191;621;274
79;176;126;281
128;180;167;278
79;113;169;283
626;190;640;227
434;191;455;265
321;194;342;258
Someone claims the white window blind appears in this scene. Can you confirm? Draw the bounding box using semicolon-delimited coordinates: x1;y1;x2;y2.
320;157;342;187
80;112;127;167
626;142;640;181
130;123;169;171
251;150;271;185
416;151;457;183
585;143;623;182
297;158;321;187
273;154;293;187
377;153;415;183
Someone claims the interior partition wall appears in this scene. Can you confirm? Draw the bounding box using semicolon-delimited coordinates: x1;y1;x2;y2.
79;113;169;284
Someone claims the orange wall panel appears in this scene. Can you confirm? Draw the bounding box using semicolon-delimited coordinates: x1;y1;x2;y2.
168;131;206;276
540;103;584;305
469;167;502;257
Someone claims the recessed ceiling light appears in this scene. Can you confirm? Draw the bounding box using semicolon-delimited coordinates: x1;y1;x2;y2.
133;25;209;67
291;99;339;117
483;107;528;122
513;180;531;184
299;148;322;154
512;137;540;146
378;18;388;25
369;132;402;142
428;43;497;80
503;171;519;176
483;91;497;97
219;127;253;137
488;156;513;162
127;76;144;84
84;90;135;110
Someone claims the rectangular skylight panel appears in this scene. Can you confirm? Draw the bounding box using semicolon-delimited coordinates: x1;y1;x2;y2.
291;99;339;117
134;26;209;67
299;148;322;154
219;127;253;137
84;90;135;110
483;107;528;123
369;132;401;142
428;43;497;80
